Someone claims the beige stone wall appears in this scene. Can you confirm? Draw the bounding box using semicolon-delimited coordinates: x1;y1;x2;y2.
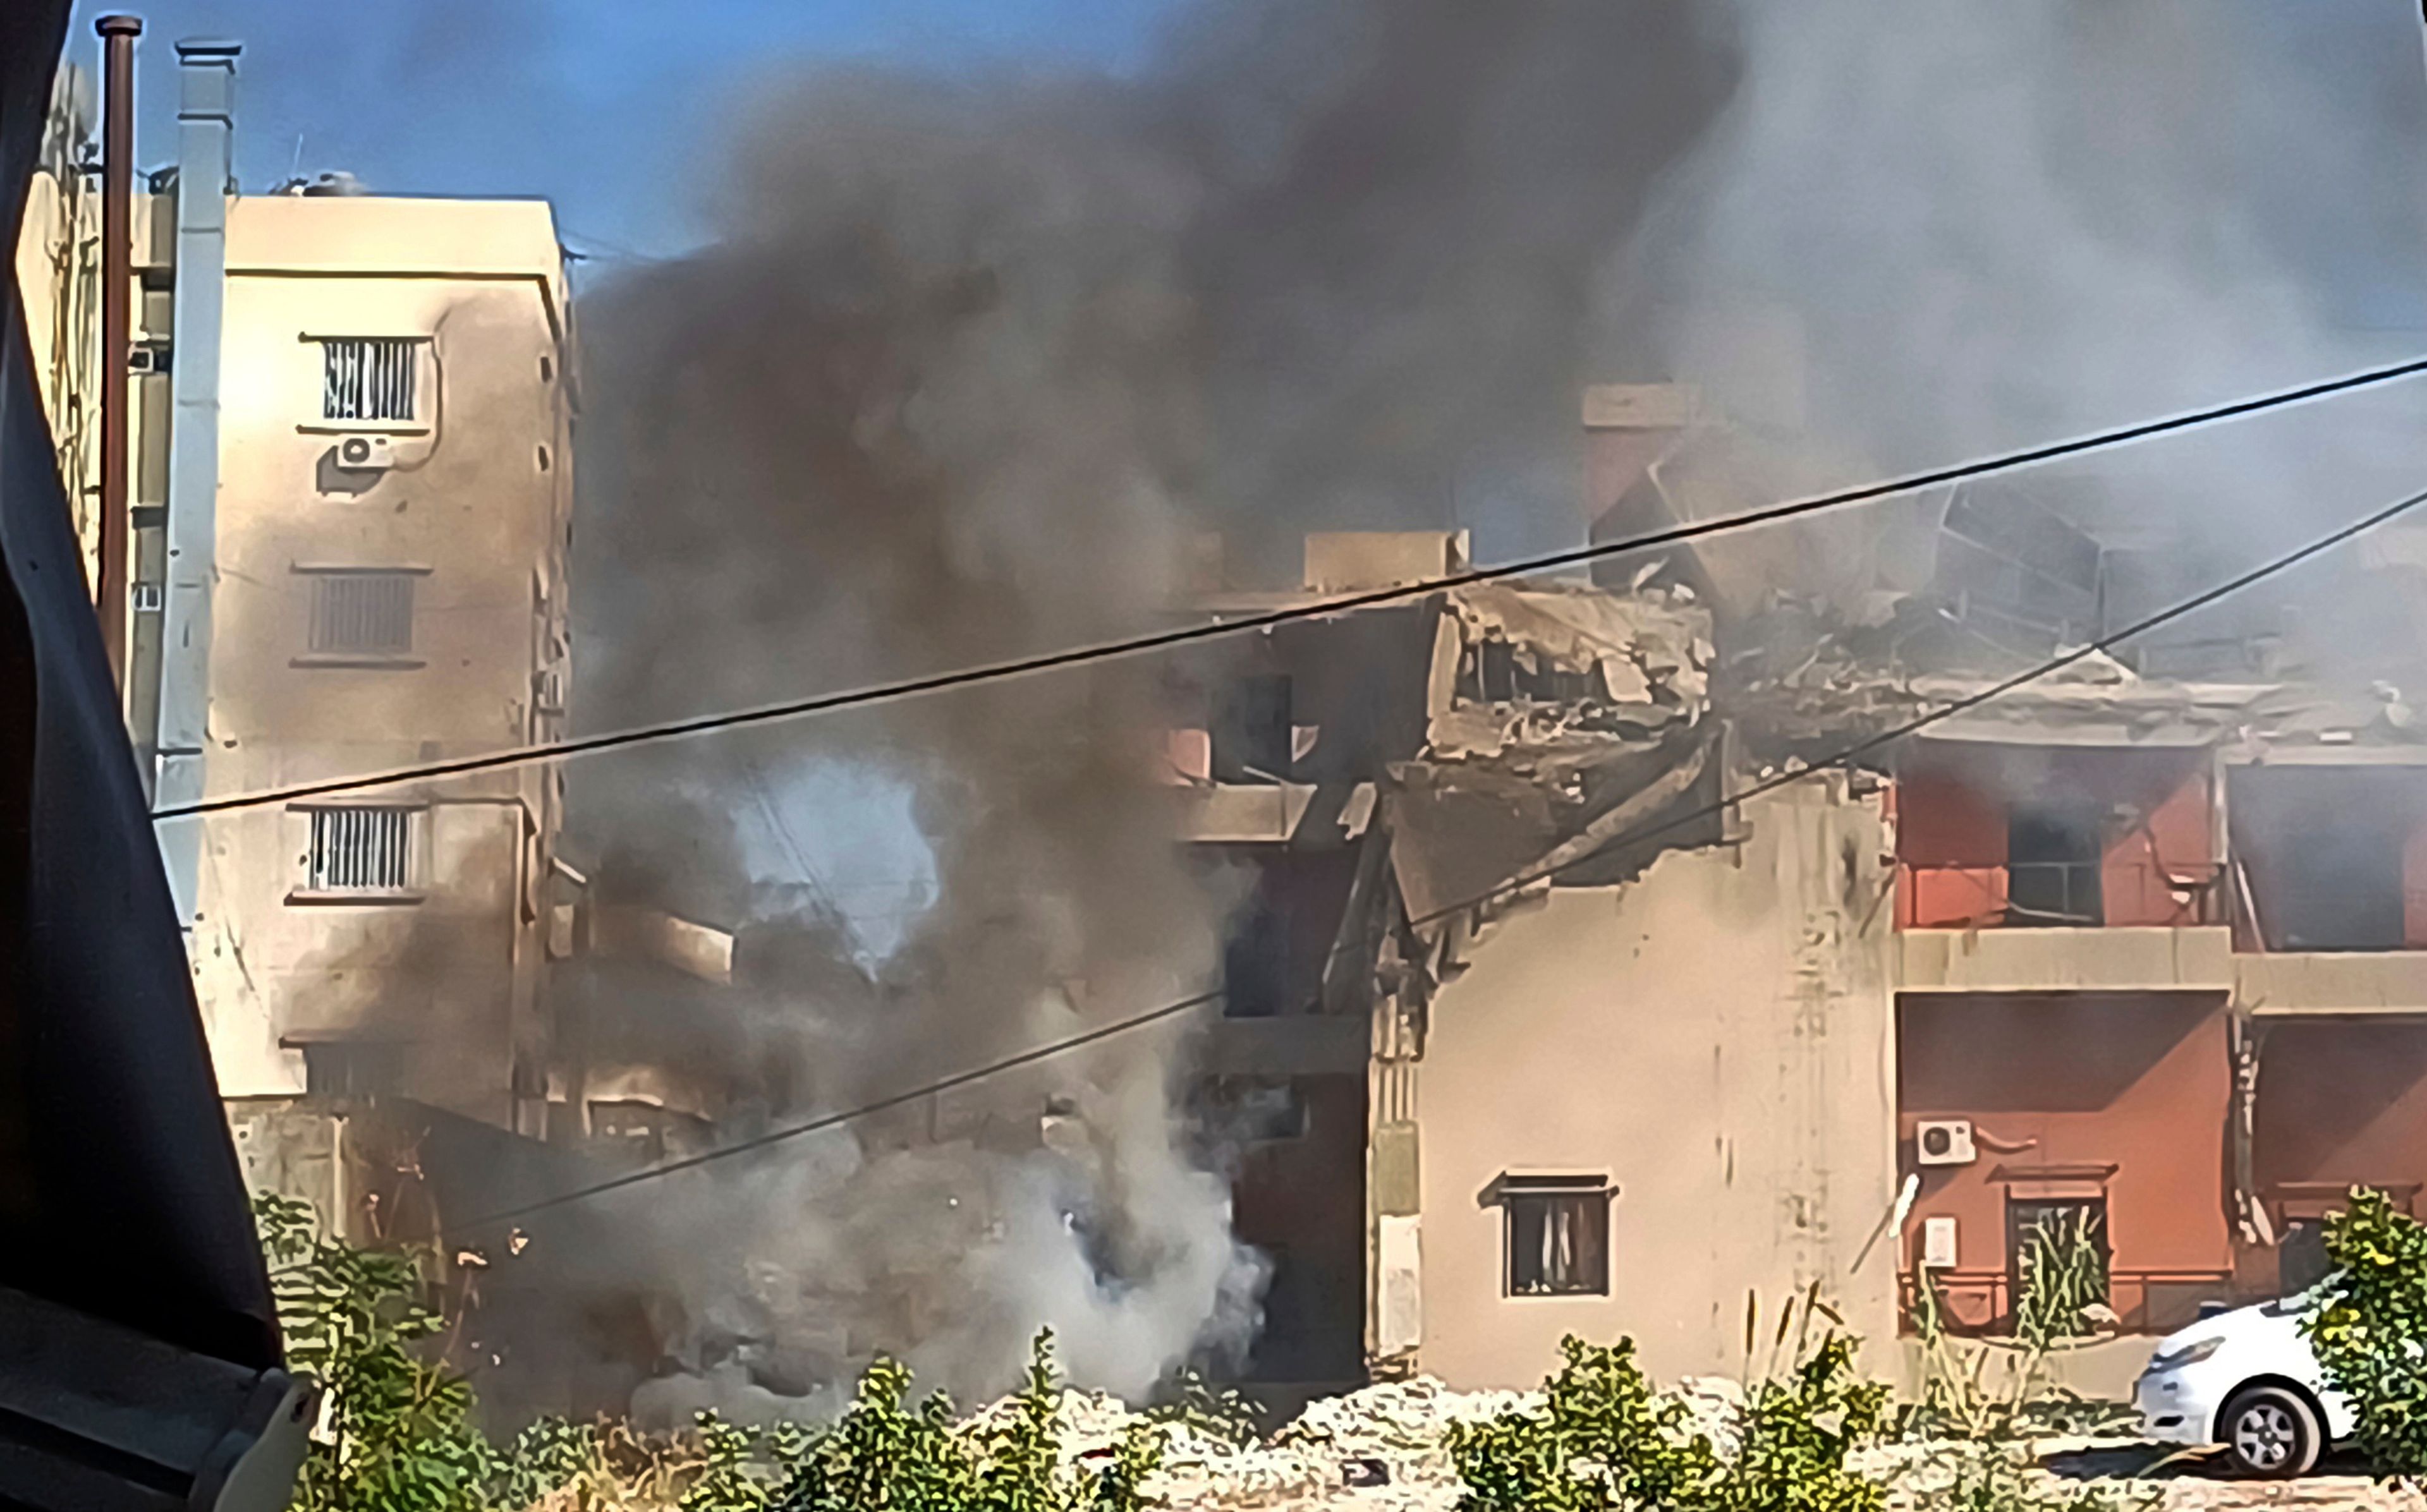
1406;776;1901;1388
184;197;571;1128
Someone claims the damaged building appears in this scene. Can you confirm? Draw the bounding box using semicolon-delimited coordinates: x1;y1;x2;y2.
1161;382;2427;1400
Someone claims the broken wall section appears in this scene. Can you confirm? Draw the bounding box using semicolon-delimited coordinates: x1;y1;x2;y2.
1390;776;1898;1388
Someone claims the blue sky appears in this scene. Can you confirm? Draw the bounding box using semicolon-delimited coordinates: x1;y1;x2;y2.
62;0;1184;260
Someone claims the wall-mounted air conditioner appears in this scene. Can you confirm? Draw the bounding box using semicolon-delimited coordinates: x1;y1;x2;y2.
336;434;395;472
1915;1118;1977;1166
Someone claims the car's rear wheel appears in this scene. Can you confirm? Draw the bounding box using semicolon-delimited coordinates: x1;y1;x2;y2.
2219;1385;2322;1479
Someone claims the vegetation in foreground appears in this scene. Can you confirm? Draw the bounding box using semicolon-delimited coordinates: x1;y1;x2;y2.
255;1194;1158;1512
2310;1185;2427;1483
261;1185;2427;1509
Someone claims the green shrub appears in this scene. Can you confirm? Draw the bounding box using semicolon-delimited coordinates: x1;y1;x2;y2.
772;1334;1161;1512
1913;1443;2151;1512
258;1196;1157;1512
256;1193;500;1512
1447;1336;1720;1512
1449;1326;1890;1512
1722;1334;1890;1512
2308;1185;2427;1479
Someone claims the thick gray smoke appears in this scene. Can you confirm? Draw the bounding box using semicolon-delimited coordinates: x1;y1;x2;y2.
1612;0;2427;674
564;0;2427;1413
569;0;1735;1412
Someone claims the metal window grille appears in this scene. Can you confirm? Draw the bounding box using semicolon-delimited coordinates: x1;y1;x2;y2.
308;572;415;655
320;337;418;421
306;807;414;892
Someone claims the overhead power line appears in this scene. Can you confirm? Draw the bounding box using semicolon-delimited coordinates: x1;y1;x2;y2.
446;479;2427;1235
152;353;2427;821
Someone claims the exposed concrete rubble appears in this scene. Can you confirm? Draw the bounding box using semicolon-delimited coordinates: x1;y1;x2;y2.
1383;578;1718;925
989;1382;2407;1511
1427;582;1712;760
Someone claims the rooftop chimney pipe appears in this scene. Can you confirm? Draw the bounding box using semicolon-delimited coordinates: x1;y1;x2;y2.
95;14;140;691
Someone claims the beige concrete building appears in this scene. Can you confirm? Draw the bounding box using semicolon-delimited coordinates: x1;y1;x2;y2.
16;42;573;1153
191;192;572;1132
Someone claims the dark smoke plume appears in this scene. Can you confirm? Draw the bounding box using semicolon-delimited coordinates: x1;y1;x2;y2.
567;0;1737;1412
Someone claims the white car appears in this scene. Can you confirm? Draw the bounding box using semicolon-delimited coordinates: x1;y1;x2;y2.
2136;1289;2352;1478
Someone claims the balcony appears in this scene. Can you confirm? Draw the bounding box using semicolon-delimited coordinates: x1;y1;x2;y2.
1899;925;2235;993
1901;1267;2233;1338
2235;952;2427;1018
1898;856;2234;993
1901;857;2226;933
1174;782;1318;843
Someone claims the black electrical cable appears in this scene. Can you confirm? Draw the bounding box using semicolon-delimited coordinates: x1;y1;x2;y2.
444;480;2427;1236
152;353;2427;821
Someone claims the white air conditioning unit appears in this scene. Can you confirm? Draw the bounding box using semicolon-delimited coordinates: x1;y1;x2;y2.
336;434;396;471
1915;1119;1977;1166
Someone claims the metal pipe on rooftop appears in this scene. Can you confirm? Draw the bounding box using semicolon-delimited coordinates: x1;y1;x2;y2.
95;14;141;691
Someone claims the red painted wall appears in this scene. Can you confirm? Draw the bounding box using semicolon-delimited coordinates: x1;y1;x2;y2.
2406;827;2427;949
1894;747;2216;929
2254;1020;2427;1207
1898;993;2233;1330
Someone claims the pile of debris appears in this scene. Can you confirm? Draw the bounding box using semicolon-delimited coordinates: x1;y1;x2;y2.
1018;1374;1755;1510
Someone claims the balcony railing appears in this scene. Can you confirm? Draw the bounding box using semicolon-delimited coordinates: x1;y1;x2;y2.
2005;861;2102;926
1900;1267;2235;1338
1900;859;2226;930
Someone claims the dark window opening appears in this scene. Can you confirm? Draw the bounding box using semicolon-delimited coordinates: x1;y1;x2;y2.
1502;1176;1612;1297
2233;768;2411;951
1222;900;1289;1018
1201;1076;1308;1143
2007;804;2103;926
2278;1221;2332;1297
1212;674;1293;781
1476;639;1516;702
2007;1196;2110;1335
299;1041;402;1098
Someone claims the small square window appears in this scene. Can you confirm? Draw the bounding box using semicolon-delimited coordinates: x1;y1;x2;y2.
319;337;421;422
301;806;417;894
1501;1175;1612;1297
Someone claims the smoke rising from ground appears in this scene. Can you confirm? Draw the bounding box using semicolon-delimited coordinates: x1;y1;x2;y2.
563;0;2427;1410
569;0;1734;1412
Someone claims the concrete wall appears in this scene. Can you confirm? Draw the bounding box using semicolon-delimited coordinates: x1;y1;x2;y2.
184;197;571;1131
1410;777;1899;1388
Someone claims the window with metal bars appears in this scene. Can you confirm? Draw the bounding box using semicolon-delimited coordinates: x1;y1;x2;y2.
307;572;415;656
319;337;420;422
303;807;416;893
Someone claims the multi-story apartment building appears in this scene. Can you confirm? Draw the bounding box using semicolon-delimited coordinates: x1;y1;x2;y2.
16;41;575;1197
1179;386;2427;1402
